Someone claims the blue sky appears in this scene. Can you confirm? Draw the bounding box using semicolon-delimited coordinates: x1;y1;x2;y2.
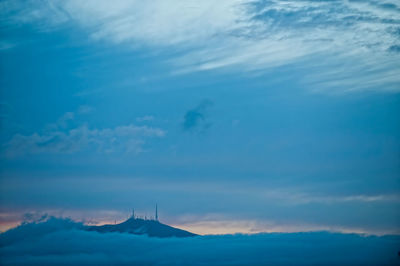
0;0;399;234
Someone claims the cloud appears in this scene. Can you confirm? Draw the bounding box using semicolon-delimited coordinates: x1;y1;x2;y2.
136;115;154;122
389;45;400;52
175;218;392;236
0;0;248;50
1;177;398;235
0;217;399;265
266;192;400;205
2;111;166;157
0;41;17;50
3;124;165;157
77;105;94;114
54;112;74;128
1;0;399;93
182;100;213;132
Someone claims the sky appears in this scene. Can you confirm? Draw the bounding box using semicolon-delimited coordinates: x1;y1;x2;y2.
0;0;399;235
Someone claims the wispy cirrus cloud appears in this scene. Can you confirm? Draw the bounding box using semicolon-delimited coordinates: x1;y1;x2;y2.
1;0;399;93
0;0;248;46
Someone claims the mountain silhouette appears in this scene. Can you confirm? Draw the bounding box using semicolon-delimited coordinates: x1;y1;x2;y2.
86;217;197;238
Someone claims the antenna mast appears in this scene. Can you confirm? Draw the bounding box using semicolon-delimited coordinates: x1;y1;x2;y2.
155;204;158;221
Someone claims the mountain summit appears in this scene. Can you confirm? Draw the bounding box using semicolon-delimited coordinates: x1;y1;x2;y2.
86;217;197;238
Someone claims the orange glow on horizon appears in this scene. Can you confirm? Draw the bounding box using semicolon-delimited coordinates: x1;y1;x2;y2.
1;214;398;236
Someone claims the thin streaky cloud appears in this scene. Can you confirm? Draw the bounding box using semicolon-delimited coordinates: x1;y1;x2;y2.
1;0;399;93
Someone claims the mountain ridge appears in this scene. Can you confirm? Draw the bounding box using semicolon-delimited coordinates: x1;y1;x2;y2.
86;217;197;238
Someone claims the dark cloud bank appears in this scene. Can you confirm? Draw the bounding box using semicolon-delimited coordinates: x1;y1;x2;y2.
1;217;399;265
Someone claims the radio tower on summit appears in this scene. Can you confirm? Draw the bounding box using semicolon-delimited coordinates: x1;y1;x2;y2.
155;204;158;221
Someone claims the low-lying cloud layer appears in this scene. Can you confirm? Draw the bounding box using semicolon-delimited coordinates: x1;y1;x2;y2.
0;217;399;265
